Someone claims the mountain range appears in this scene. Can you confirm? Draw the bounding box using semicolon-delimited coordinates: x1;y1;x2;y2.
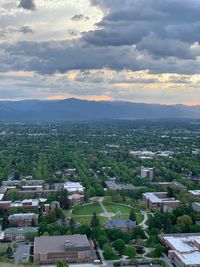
0;98;199;121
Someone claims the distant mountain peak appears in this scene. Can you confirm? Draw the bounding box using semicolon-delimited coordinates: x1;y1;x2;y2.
0;99;199;121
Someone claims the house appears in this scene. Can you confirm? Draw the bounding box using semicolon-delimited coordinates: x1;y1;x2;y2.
140;167;155;181
143;192;180;211
104;219;136;231
64;182;85;193
4;227;38;242
8;213;38;227
160;233;200;267
33;234;96;264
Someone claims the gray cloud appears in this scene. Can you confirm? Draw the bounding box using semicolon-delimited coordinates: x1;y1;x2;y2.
67;29;79;37
71;14;89;21
18;0;36;11
1;39;200;75
19;26;34;34
86;0;200;61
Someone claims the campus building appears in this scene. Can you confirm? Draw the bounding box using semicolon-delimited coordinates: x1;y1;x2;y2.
140;167;155;181
143;192;180;211
64;182;85;193
4;227;38;242
104;219;136;232
33;234;96;264
0;199;40;212
8;213;38;227
160;233;200;267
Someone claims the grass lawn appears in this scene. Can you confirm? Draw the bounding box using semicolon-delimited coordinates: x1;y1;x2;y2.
73;215;108;226
72;201;144;225
103;202;131;214
72;202;103;216
136;213;144;224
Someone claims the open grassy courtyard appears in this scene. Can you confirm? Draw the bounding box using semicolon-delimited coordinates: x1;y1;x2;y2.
72;201;144;225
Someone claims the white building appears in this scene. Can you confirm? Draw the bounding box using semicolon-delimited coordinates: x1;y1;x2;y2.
188;190;200;198
64;182;85;193
161;233;200;267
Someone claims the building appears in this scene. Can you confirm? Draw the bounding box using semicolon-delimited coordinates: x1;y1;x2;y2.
143;192;180;211
105;180;146;191
160;233;200;267
188;190;200;200
4;227;38;242
150;181;187;191
8;213;38;227
33;234;96;264
192;202;200;212
64;168;76;177
44;201;60;215
104;219;136;231
140;167;155;181
0;199;40;212
68;194;84;206
64;182;85;193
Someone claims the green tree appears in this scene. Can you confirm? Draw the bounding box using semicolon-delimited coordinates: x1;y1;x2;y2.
98;235;109;248
153;243;166;257
129;208;137;222
133;226;146;239
112;239;125;255
103;244;117;260
56;261;69;267
91;212;100;228
124;245;136;259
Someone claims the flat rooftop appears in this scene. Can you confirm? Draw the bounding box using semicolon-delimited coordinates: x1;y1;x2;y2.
164;235;199;252
174;250;200;265
188;190;200;196
34;234;90;254
143;192;180;203
162;234;200;266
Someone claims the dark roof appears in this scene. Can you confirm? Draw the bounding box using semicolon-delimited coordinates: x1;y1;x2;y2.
34;234;90;254
104;219;136;229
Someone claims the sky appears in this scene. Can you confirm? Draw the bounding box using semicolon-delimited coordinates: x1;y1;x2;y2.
1;0;200;104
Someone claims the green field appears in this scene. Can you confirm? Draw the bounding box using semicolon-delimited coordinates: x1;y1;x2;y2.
103;202;132;214
72;202;103;216
72;201;144;225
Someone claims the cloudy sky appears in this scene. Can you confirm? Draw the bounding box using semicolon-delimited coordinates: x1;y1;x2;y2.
1;0;200;104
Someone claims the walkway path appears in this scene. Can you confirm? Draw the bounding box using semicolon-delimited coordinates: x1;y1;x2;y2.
139;210;148;229
98;197;115;220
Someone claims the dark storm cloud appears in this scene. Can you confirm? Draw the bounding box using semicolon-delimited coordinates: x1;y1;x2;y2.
1;39;200;75
86;0;200;59
18;0;36;11
19;26;34;34
1;0;200;76
71;14;89;21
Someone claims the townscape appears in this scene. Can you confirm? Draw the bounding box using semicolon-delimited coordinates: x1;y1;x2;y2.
0;120;200;267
